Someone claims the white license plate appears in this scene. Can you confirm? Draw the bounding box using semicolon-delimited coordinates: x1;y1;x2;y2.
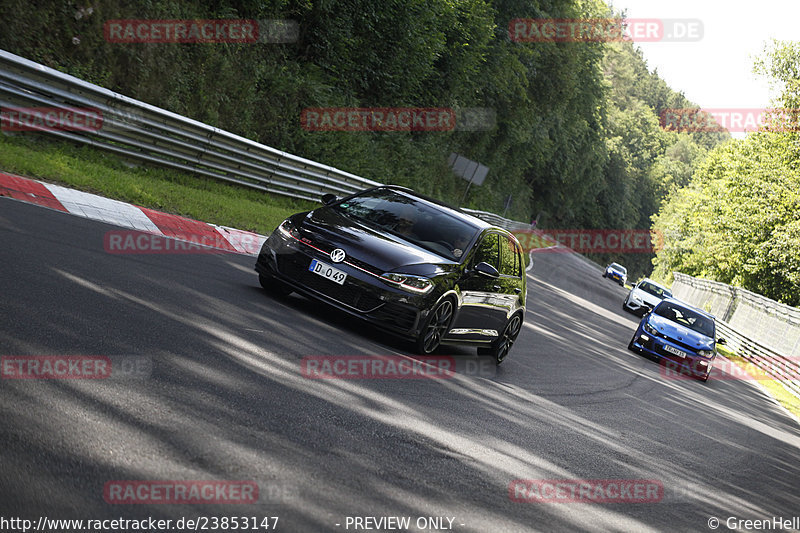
663;344;687;358
309;259;347;285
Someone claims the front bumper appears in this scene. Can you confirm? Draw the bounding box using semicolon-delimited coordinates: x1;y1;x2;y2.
624;299;652;316
255;232;433;337
630;330;713;379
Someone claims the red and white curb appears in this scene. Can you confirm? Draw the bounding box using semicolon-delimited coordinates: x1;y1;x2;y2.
0;171;267;255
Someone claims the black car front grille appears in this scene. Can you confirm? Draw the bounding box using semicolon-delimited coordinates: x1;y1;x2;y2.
277;255;383;312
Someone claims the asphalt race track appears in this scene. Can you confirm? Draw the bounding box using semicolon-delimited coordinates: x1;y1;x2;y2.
2;196;800;532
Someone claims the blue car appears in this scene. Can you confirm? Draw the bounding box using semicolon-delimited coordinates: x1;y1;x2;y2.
628;298;726;382
603;262;627;286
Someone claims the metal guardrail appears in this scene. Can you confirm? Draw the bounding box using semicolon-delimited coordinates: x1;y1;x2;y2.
0;49;380;202
716;321;800;400
460;208;531;231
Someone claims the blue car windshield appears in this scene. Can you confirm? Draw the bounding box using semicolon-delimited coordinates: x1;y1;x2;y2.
332;189;480;261
654;302;715;337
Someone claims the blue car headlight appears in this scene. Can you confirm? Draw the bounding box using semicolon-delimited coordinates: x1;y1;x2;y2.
381;272;434;295
697;349;714;358
643;322;657;335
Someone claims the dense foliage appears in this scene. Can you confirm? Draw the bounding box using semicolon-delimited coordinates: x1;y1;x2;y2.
652;41;800;305
0;0;727;280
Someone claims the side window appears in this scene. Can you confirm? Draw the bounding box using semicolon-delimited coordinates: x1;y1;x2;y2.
474;233;499;269
499;235;521;277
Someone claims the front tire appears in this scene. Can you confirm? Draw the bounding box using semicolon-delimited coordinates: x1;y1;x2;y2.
415;298;454;354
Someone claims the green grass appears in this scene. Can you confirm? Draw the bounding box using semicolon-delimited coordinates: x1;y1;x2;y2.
717;343;800;420
0;134;316;235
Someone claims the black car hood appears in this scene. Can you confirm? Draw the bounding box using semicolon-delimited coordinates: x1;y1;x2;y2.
295;207;458;273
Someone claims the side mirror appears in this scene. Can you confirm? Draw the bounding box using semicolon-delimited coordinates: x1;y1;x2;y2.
717;338;727;346
321;193;338;206
474;261;499;279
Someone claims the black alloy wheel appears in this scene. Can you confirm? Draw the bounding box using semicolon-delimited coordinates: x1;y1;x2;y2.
416;298;454;354
491;314;523;364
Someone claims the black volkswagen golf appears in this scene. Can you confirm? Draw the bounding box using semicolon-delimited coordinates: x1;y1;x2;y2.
255;186;527;363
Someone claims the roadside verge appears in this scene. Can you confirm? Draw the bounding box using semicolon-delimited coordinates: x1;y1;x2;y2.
0;171;267;255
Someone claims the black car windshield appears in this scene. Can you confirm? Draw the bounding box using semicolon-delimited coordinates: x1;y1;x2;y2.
653;302;715;337
332;188;480;261
639;281;672;299
610;263;627;273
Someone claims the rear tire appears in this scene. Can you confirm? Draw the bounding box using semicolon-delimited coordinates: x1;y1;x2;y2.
488;314;523;365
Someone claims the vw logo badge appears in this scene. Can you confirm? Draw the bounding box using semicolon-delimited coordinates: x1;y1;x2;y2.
330;248;346;263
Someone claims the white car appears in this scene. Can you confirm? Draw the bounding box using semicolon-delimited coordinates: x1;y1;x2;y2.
623;278;672;316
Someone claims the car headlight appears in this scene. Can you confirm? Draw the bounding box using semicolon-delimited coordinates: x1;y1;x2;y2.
643;322;657;335
277;219;296;239
697;349;714;358
381;273;434;294
633;294;642;302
